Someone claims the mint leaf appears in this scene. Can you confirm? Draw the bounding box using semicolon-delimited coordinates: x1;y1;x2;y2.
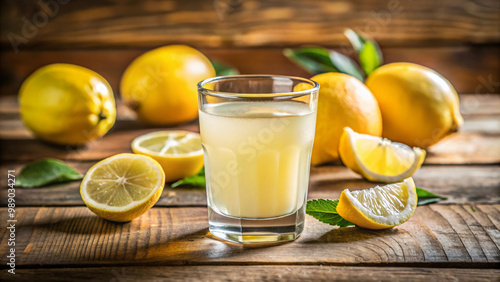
211;60;239;76
16;159;83;188
283;48;364;81
306;199;354;227
171;167;206;188
344;29;383;75
416;187;447;206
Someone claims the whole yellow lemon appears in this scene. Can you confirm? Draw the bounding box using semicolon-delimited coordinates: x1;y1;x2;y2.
365;63;463;148
311;73;383;165
19;64;116;146
120;45;215;125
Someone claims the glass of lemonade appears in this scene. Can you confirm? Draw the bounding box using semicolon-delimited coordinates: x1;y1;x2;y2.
197;75;319;244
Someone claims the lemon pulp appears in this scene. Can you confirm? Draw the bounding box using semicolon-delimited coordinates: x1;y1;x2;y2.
337;178;417;229
131;131;204;182
86;158;161;208
339;127;425;182
80;153;165;222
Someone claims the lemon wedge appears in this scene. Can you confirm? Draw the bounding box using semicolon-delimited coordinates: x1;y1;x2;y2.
337;178;417;229
131;131;204;182
80;153;165;222
339;127;425;182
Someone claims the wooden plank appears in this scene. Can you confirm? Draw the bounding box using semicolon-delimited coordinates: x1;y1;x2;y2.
1;46;499;95
1;0;499;49
2;94;498;120
460;94;500;117
1;93;500;164
5;114;497;138
0;205;498;267
1;164;498;207
2;266;499;281
425;131;500;165
1;118;498;164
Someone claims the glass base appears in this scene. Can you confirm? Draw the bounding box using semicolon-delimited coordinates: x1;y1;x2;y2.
208;205;305;244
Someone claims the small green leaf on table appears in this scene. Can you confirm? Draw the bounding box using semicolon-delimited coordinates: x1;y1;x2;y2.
283;47;365;81
416;187;447;206
211;60;240;76
171;167;206;188
306;199;354;227
16;159;83;188
344;29;383;75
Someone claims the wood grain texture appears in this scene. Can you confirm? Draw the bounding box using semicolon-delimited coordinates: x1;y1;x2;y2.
1;106;498;164
1;46;499;95
0;205;499;267
2;266;499;281
1;164;498;207
2;93;499;119
1;0;499;49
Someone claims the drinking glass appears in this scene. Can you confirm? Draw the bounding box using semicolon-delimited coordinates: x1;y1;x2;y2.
197;75;319;244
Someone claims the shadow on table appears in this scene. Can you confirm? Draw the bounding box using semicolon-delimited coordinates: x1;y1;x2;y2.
144;227;295;263
311;178;383;191
144;228;240;263
19;215;128;235
302;226;401;244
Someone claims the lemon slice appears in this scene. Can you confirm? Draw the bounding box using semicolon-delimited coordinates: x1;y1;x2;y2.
131;130;204;182
337;178;417;229
80;153;165;222
339;127;426;182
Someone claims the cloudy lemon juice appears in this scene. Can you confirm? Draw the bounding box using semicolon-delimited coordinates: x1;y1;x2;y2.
198;75;319;243
199;101;316;218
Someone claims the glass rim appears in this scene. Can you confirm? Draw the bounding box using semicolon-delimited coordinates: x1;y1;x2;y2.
197;74;320;99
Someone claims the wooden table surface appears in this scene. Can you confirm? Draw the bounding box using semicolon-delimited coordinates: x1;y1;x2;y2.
0;92;499;281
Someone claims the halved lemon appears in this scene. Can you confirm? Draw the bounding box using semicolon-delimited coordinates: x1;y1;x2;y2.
339;127;426;182
337;178;417;229
131;130;204;182
80;153;165;222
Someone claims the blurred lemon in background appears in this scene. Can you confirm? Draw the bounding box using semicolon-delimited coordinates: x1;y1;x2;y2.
310;73;383;165
19;63;116;146
366;62;463;148
120;45;215;125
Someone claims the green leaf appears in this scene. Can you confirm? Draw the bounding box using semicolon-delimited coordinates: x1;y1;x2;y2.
359;41;382;75
416;187;447;206
306;199;354;227
211;60;239;76
344;29;365;51
328;50;365;81
16;159;83;188
171;167;206;188
344;29;383;75
283;48;364;81
284;48;337;74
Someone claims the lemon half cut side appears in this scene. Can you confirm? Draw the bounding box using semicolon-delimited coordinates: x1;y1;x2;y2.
80;153;165;222
337;178;417;229
131;130;204;182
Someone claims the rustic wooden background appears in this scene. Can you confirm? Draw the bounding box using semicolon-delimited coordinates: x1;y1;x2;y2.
0;0;499;281
1;0;499;95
